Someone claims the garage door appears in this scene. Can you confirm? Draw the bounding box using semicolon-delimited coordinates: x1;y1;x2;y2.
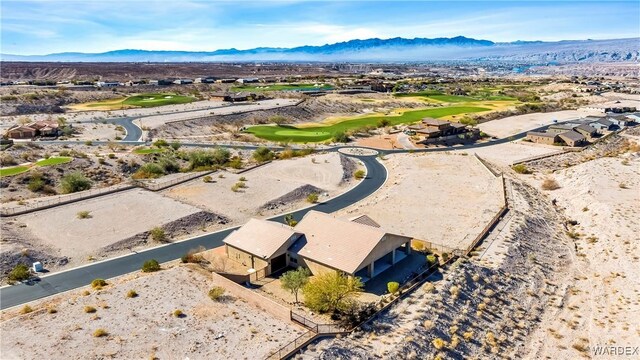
271;254;287;272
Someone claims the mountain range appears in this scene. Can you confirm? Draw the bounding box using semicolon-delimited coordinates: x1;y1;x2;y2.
2;36;638;63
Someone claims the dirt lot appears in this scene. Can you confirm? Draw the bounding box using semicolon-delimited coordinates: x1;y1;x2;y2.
334;152;504;250
467;140;564;167
164;152;358;226
0;265;304;360
6;188;203;260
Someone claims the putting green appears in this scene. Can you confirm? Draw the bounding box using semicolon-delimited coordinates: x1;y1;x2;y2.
71;93;195;111
35;156;73;166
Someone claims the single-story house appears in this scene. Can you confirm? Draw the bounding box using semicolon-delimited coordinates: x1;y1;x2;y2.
222;210;413;281
586;117;614;131
547;124;575;134
526;131;559;145
5;125;36;139
608;115;632;127
558;131;586;147
573;124;598;137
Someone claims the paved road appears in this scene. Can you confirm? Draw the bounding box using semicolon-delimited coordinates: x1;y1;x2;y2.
0;155;385;310
0;120;562;309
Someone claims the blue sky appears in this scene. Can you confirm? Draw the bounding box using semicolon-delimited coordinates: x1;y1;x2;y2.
1;1;639;55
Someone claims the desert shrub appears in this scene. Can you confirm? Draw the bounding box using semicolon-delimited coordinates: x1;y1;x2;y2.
441;252;449;262
426;254;439;268
47;307;57;314
181;249;203;263
227;156;243;169
8;264;31;282
170;141;181;150
77;210;92;219
173;309;184;317
84;306;97;313
377;118;391;128
150;227;166;242
252;146;274;162
541;178;560;190
108;153;116;159
432;337;446;350
133;163;165;179
20;305;33;314
354;169;366;179
511;164;531;174
231;181;247;192
203;175;213;183
157;157;180;173
333;301;377;328
333;131;350;143
187;148;230;170
306;193;319;203
387;281;400;295
91;278;107;289
153;139;169;147
208;286;226;301
0;153;17;166
463;330;474;341
93;328;108;337
126;290;138;298
60;172;92;193
141;259;161;272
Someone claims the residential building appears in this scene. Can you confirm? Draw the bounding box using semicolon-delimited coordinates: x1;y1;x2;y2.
526;131;559;145
5;125;36;139
558;131;586;147
573;124;598;137
587;118;615;131
222;210;413;281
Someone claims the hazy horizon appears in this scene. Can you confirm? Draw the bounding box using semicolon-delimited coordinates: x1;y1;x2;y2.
2;0;639;56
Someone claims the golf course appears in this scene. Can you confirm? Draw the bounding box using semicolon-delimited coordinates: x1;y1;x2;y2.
245;106;490;142
0;156;73;177
69;93;196;111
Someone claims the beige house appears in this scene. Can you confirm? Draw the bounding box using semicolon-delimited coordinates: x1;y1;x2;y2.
222;210;413;281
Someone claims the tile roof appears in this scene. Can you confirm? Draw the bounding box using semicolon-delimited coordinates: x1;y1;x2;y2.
291;211;391;274
223;218;298;259
559;130;586;142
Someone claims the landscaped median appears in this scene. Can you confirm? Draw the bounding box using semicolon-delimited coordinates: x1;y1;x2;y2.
0;156;73;177
244;106;490;143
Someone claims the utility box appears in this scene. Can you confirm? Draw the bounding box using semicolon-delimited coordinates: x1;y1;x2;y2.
32;262;43;272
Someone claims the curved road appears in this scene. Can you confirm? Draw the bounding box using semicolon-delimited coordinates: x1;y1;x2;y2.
1;120;563;309
0;155;385;310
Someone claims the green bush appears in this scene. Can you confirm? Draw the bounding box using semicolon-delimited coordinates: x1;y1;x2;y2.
170;141;181;150
153;139;169;148
387;281;400;295
60;172;92;193
208;286;226;301
512;164;531;174
354;170;366;179
91;278;107;289
28;177;45;192
150;227;166;242
77;210;92;219
227;156;243;169
141;259;161;272
306;193;319;203
333;131;350;143
133;163;165;179
93;328;108;337
426;254;439;269
8;264;30;282
203;175;213;183
253;147;274;162
126;289;138;298
188;149;230;169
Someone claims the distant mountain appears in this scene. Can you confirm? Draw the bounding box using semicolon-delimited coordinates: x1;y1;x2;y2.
2;36;638;63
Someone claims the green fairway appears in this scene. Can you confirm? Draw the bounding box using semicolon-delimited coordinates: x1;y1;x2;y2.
394;91;515;103
0;166;29;177
231;83;334;92
133;147;165;154
246;106;489;142
35;156;73;166
122;94;195;107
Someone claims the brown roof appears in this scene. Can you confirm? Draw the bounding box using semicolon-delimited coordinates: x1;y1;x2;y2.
451;123;467;129
291;211;391;274
9;125;36;132
422;118;450;127
415;128;441;134
527;131;557;138
559;131;586;142
574;124;597;133
223;218;298;259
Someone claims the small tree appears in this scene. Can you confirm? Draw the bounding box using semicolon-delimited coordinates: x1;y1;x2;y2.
284;214;298;227
426;254;439;270
354;170;366;179
333;131;350;143
280;267;311;303
60;172;92;194
387;281;400;295
142;259;161;272
302;271;363;313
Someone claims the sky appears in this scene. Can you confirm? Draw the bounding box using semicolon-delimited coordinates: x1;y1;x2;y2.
1;0;639;55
